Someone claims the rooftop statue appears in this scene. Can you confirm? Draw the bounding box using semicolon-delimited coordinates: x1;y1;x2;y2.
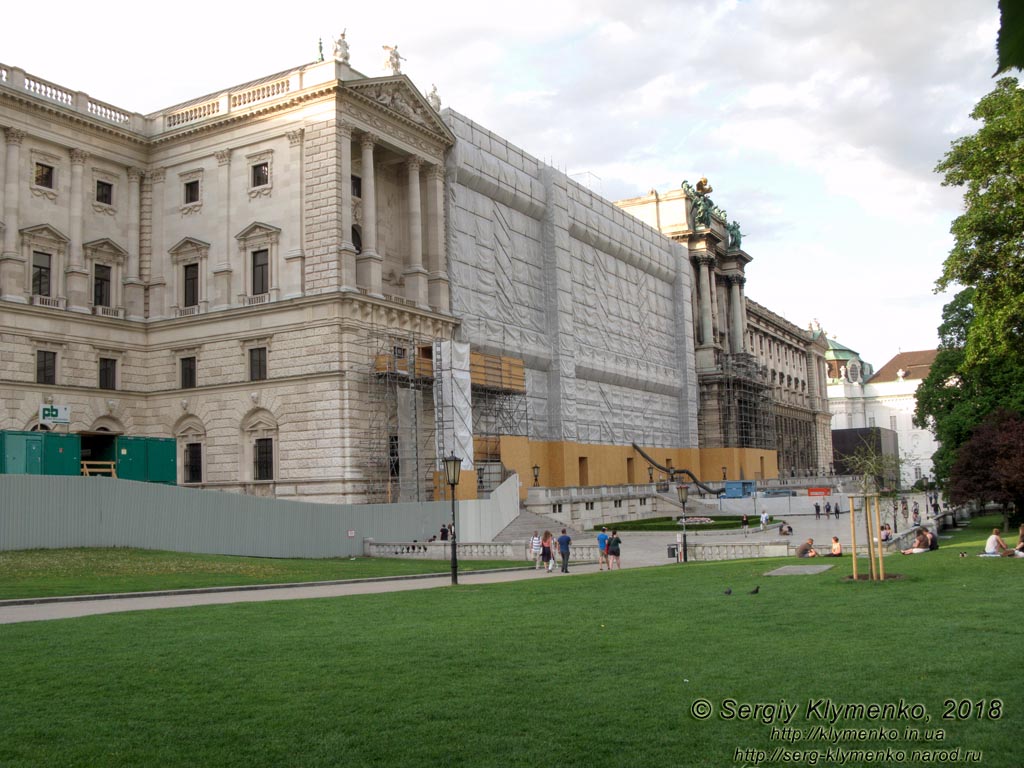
727;220;743;250
683;176;717;229
427;84;441;112
383;45;405;75
333;30;350;65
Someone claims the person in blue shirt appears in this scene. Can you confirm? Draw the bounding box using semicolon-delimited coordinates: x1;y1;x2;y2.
596;527;609;571
557;528;572;573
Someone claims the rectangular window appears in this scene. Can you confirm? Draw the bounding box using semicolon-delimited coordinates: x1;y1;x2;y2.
890;415;898;431
96;180;113;205
351;175;362;198
94;264;111;307
35;163;54;189
251;249;269;295
99;357;117;390
36;351;56;385
184;443;203;484
32;252;52;296
183;263;199;307
249;347;267;381
251;162;269;188
184;179;200;204
180;356;197;389
254;438;274;481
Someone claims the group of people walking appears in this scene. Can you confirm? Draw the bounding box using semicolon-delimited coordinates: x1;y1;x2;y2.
528;527;622;573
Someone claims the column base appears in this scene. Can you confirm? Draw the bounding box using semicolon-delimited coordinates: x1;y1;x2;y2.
356;250;383;296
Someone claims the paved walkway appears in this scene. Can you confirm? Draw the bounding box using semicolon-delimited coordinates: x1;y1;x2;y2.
0;517;868;626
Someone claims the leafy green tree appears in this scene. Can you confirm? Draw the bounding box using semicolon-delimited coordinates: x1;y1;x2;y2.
948;410;1024;527
915;290;1024;485
996;0;1024;75
934;77;1024;367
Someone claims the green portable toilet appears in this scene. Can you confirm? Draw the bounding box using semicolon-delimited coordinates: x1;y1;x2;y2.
114;435;148;481
0;431;44;475
146;437;177;484
42;432;82;476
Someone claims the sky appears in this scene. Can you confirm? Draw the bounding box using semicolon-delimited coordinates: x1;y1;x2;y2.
3;0;1003;368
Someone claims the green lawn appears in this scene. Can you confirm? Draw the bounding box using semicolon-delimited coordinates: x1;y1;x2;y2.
0;518;1019;767
0;548;520;600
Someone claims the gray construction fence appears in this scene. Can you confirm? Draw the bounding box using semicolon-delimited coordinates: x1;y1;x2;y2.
0;474;521;558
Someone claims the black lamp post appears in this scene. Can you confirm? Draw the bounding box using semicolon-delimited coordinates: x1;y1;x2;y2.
721;466;727;482
444;452;462;585
677;483;689;563
647;465;654;483
532;464;540;487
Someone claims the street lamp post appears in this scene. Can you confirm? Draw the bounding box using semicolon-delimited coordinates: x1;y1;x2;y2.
677;483;689;563
532;464;540;487
648;465;654;484
444;452;462;585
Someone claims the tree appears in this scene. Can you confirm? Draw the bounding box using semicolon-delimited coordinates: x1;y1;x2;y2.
914;290;1024;484
996;0;1024;75
934;77;1024;367
948;410;1024;527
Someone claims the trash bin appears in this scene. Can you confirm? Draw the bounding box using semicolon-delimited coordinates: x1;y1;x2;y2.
667;544;678;559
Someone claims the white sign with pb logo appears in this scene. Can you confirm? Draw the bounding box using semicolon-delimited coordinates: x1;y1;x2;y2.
39;404;71;425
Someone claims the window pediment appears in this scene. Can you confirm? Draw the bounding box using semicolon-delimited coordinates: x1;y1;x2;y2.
169;236;211;264
235;221;281;245
84;238;128;264
21;223;70;249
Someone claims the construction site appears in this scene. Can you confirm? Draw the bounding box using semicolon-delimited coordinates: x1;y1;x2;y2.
352;326;528;504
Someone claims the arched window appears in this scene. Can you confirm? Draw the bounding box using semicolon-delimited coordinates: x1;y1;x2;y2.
241;408;278;482
175;415;207;485
352;226;362;254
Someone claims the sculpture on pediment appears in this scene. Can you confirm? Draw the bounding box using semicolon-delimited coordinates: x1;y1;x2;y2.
383;45;405;75
333;30;350;65
427;84;441;112
726;220;743;250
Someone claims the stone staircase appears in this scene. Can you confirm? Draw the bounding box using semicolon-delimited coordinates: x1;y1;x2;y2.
491;508;585;543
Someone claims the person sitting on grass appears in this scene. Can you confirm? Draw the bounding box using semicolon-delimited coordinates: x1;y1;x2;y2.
824;536;842;556
1013;524;1024;558
982;528;1008;556
795;538;818;558
779;521;793;536
901;529;930;555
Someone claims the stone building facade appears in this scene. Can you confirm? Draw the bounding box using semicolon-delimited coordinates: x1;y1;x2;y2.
1;51;729;502
616;186;831;480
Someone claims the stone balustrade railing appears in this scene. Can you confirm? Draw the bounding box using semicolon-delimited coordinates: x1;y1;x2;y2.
0;58;346;137
364;539;600;563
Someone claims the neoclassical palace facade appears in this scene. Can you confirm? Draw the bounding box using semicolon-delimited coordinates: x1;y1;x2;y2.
1;48;796;503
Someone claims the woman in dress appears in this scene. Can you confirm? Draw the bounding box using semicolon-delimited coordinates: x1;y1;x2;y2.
607;530;622;570
540;530;555;573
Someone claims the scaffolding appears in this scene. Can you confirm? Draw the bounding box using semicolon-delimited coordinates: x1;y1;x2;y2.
697;353;776;451
469;351;528;494
356;327;453;504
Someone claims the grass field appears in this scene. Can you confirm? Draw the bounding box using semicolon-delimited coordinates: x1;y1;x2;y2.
0;517;1020;767
0;549;520;600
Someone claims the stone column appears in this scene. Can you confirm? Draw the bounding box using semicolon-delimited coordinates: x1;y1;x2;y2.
148;167;168;319
338;125;356;290
356;134;382;295
425;165;449;312
729;275;746;353
0;128;26;302
124;167;145;319
65;148;91;312
696;254;715;347
403;157;428;307
283;127;305;299
214;149;233;310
